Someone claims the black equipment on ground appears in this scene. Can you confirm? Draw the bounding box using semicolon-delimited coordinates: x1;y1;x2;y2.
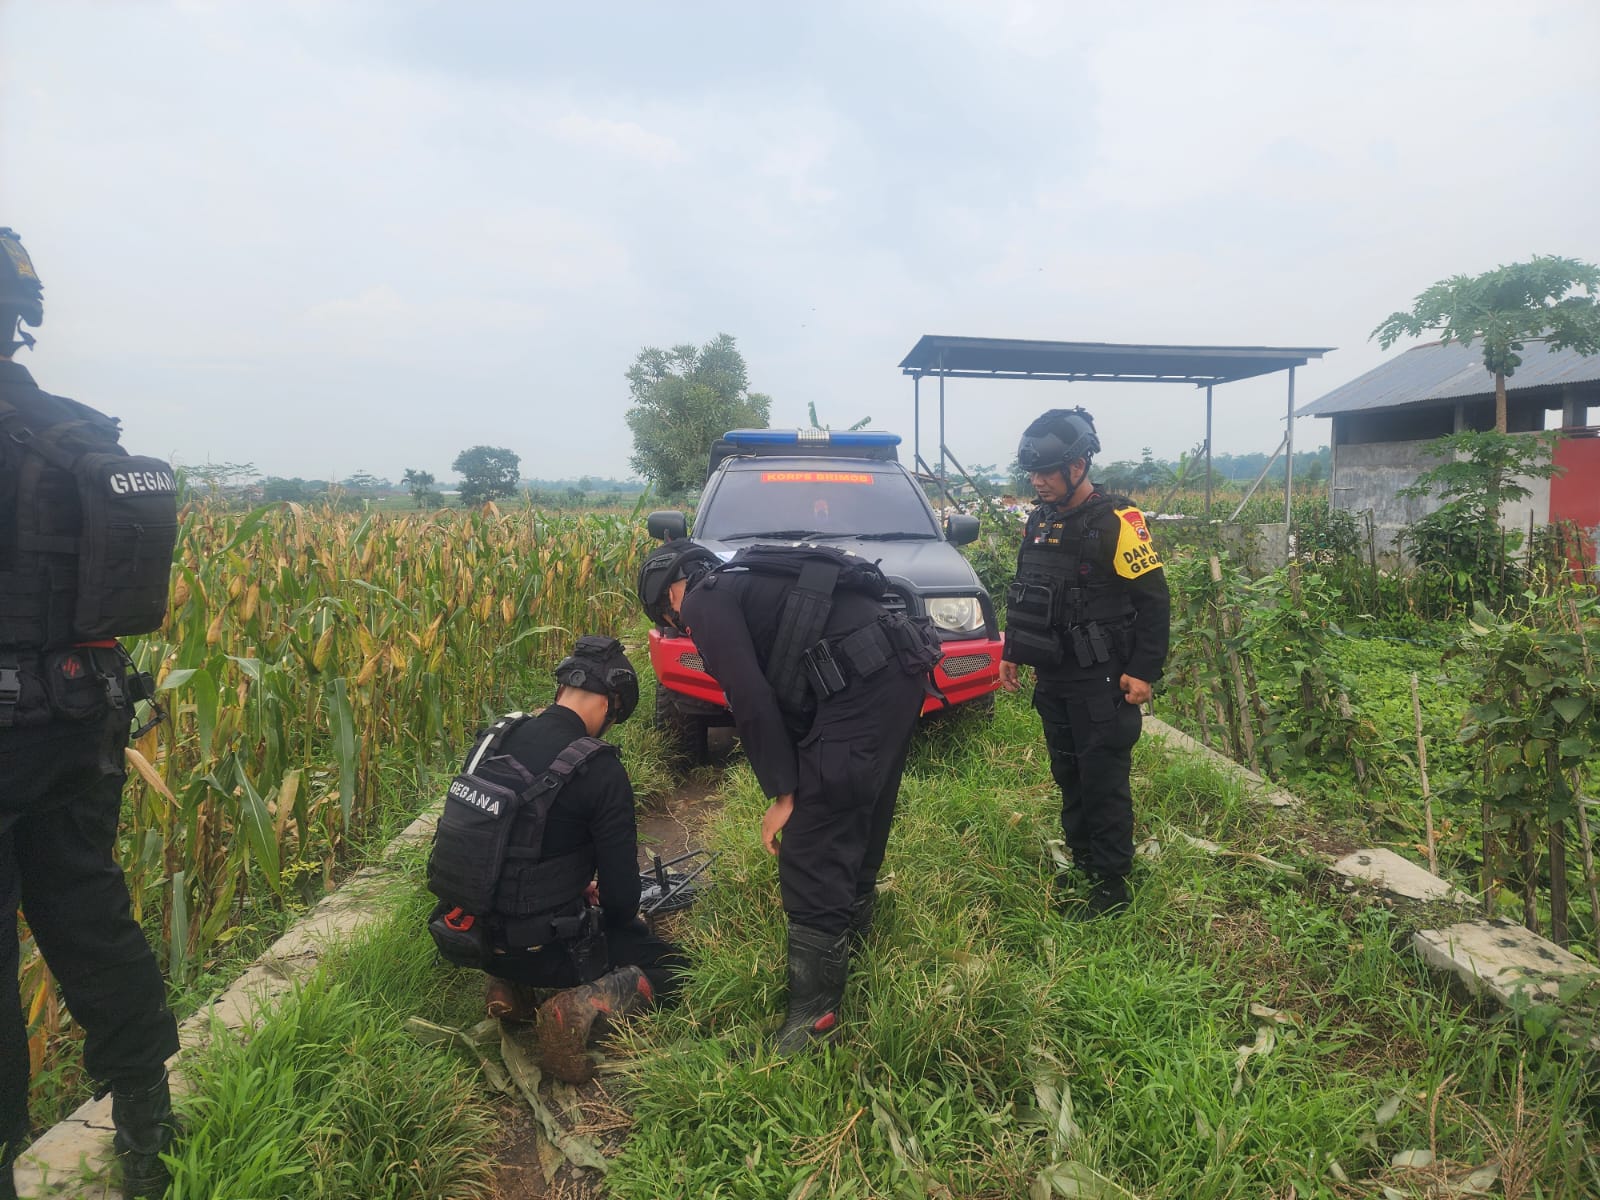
638;848;718;916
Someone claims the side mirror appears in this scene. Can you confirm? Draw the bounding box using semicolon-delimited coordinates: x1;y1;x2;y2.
944;513;980;546
647;510;689;541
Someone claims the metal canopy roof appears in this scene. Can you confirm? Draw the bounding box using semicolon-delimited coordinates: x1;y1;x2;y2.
899;334;1333;386
1297;339;1600;418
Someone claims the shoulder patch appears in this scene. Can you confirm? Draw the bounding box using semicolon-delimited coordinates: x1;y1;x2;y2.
1112;506;1163;579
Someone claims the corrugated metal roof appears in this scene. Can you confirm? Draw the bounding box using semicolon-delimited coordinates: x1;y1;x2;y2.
1297;340;1600;417
899;334;1333;386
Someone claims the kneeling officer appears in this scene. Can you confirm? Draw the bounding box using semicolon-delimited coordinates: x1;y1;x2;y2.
426;636;684;1082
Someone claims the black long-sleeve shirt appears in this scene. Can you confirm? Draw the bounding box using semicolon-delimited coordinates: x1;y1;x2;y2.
497;704;641;927
679;568;886;799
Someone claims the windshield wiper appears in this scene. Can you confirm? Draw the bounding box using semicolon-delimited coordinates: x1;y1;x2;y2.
848;531;939;541
720;529;833;541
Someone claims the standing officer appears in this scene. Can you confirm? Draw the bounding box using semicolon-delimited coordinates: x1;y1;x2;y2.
637;540;939;1052
425;636;686;1083
0;229;181;1197
999;408;1170;919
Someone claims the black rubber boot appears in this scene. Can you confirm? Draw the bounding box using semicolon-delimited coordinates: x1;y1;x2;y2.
846;892;876;943
774;923;849;1054
1068;875;1131;921
112;1072;179;1199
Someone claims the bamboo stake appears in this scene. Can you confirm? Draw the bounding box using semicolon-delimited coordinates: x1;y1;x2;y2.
1410;672;1436;874
1210;556;1258;771
1573;786;1600;962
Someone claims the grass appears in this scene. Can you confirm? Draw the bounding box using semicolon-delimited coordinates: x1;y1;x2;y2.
166;877;497;1200
136;683;1597;1198
599;693;1597;1198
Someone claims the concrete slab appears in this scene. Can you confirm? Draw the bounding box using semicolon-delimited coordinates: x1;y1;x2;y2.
1413;919;1600;1009
1331;848;1473;905
1142;717;1299;808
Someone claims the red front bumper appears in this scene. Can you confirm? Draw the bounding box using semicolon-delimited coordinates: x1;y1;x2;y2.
647;628;1003;716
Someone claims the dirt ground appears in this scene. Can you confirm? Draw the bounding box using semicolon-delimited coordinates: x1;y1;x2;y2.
484;772;725;1199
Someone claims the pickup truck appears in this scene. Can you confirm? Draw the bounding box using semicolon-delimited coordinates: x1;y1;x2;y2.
645;428;1004;760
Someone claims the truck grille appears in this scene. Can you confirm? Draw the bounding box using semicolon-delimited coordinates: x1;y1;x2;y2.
941;653;990;678
677;652;706;673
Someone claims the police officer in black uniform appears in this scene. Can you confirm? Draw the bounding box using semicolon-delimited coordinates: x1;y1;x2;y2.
999;408;1170;919
0;229;180;1197
637;540;938;1052
426;636;686;1083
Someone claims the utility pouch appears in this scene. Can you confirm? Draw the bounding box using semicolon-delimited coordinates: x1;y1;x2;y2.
883;613;943;675
70;452;179;640
1069;626;1095;669
803;640;848;699
1085;622;1111;665
41;648;112;722
835;621;890;682
1006;578;1064;669
426;754;534;916
0;654;51;728
427;901;492;968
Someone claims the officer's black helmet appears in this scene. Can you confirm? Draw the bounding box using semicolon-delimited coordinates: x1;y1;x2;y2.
0;228;44;352
554;635;639;725
1016;407;1100;475
637;539;721;626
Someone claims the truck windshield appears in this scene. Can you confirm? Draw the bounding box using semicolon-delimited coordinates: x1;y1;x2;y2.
697;464;939;541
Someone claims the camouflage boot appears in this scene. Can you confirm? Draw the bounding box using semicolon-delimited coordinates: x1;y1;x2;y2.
535;966;654;1084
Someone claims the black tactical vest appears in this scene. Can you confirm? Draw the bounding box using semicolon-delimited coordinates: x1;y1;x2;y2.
426;713;612;947
1005;494;1136;670
0;381;178;651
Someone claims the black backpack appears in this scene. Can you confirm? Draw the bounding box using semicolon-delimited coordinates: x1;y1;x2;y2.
426;713;615;967
0;388;178;649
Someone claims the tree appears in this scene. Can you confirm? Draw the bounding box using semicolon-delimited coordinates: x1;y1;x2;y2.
402;468;439;509
1373;255;1600;434
452;446;521;507
625;333;772;495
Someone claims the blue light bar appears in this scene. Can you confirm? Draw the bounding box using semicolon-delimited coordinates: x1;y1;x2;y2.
722;428;902;447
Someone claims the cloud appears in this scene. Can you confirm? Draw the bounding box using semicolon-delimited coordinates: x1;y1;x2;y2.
549;111;684;164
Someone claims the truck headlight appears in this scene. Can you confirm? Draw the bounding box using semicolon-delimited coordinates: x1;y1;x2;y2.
926;596;982;633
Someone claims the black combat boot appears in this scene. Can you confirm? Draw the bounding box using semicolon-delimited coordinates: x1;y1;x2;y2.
846;891;876;944
774;923;849;1053
112;1072;179;1199
1067;875;1131;921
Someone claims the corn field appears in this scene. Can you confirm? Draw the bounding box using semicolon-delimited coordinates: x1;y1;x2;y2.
22;499;652;1086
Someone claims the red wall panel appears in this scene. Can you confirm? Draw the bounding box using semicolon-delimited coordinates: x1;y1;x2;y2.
1551;438;1600;528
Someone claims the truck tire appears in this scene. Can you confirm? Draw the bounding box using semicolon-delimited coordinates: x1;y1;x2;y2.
653;683;710;765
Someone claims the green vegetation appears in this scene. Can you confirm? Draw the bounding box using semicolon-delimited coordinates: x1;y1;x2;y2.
195;689;1597;1197
624;333;772;496
1374;254;1600;434
165;879;496;1199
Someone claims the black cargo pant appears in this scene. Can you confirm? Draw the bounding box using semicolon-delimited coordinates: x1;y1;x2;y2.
1032;669;1143;881
487;917;688;1002
1;711;179;1172
780;665;925;936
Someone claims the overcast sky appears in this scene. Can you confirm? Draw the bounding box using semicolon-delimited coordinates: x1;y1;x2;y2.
3;1;1596;485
